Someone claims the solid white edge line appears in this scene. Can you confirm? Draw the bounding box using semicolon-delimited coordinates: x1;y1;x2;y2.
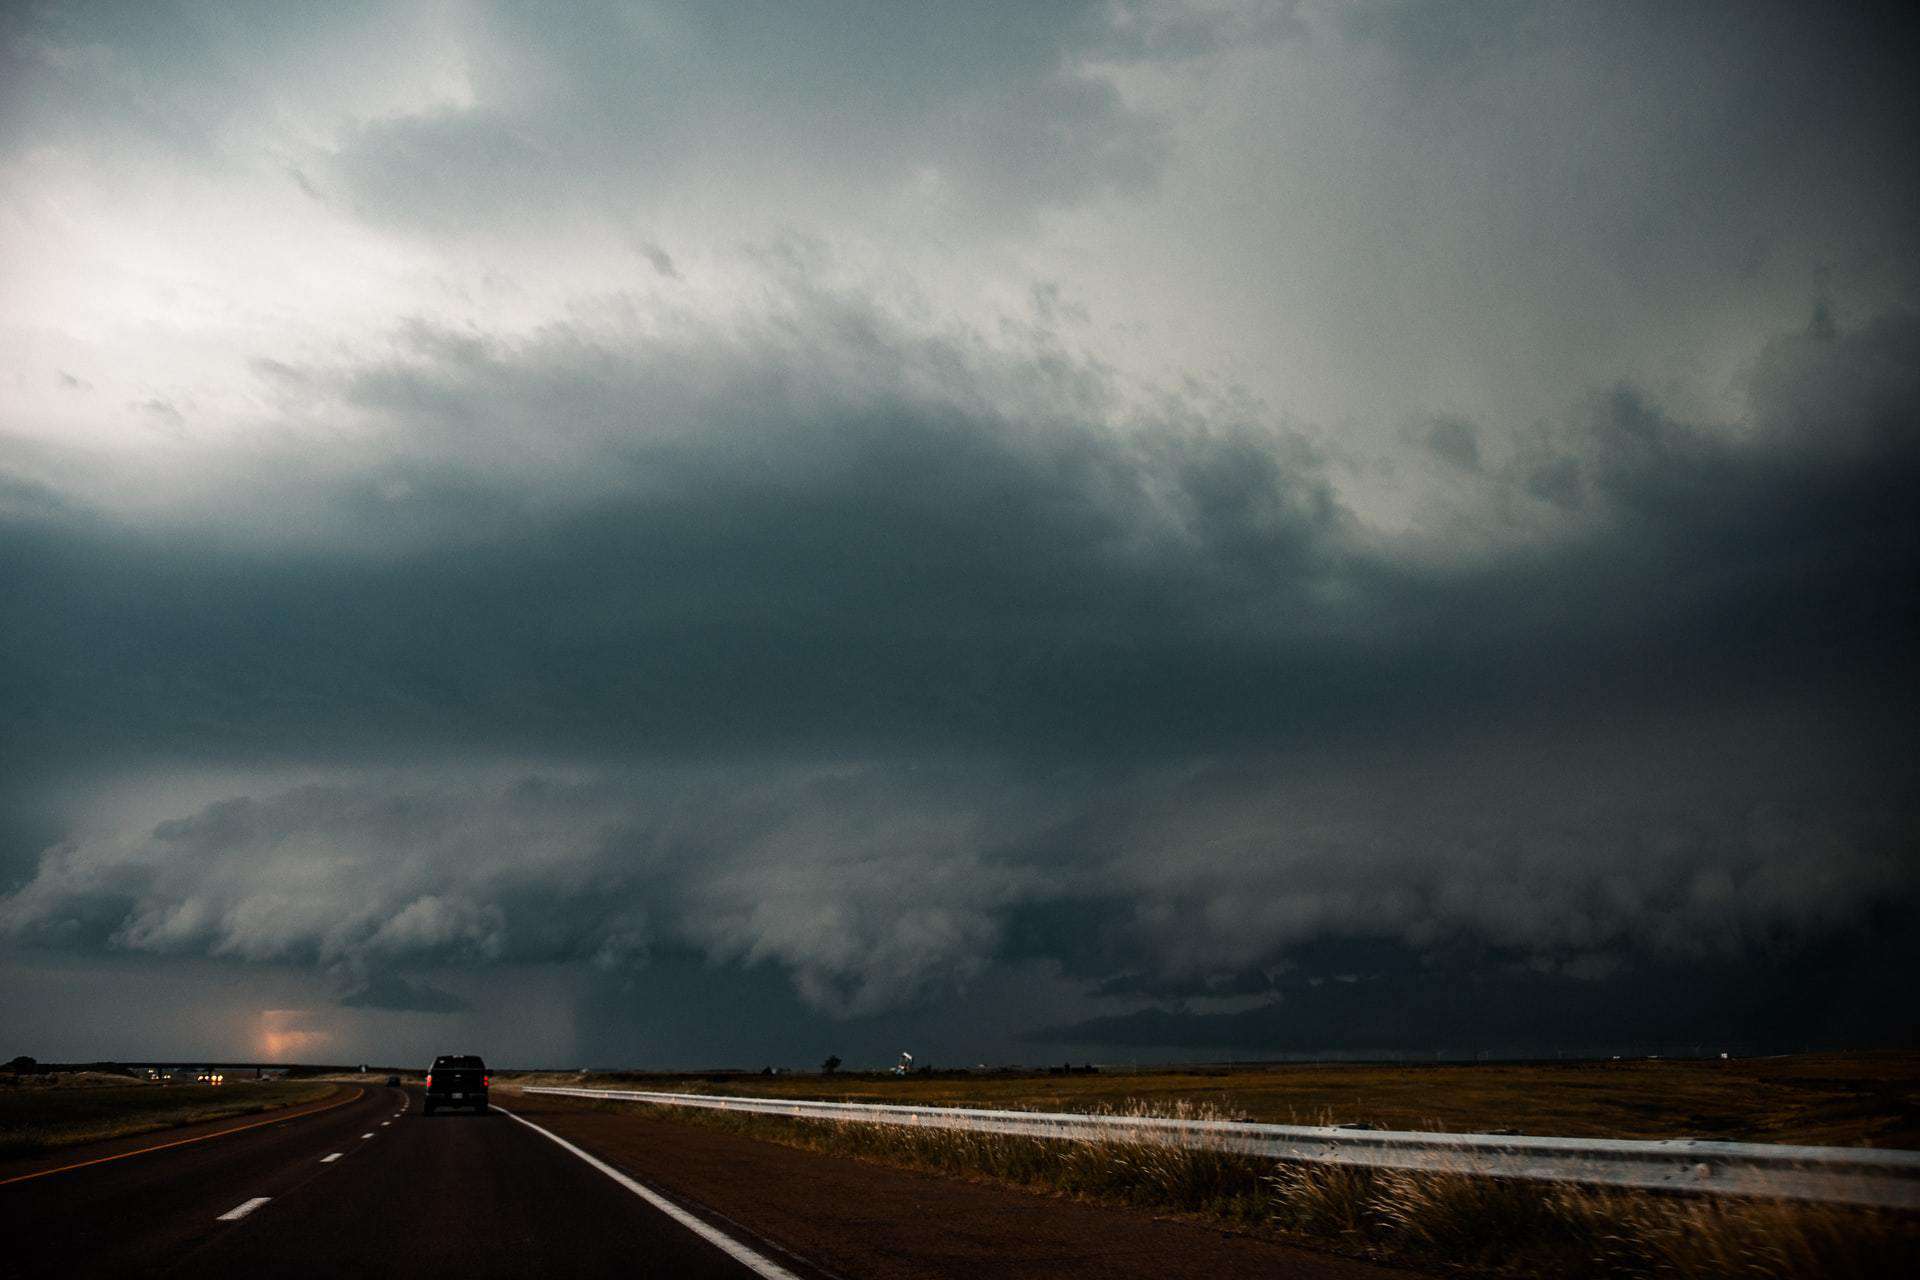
493;1104;803;1280
321;1153;343;1163
217;1196;270;1221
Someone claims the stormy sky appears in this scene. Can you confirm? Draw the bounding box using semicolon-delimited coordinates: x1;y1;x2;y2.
3;1;1916;1069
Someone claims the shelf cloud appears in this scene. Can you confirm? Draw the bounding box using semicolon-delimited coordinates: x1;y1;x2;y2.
2;0;1915;1065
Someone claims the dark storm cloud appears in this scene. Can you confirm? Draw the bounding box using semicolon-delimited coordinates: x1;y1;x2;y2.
341;972;472;1013
1422;416;1481;472
4;288;1916;1038
1345;0;1920;256
0;767;1059;1018
1295;0;1920;436
5;1;1918;1061
1038;932;1920;1056
12;294;1911;771
2;285;1357;770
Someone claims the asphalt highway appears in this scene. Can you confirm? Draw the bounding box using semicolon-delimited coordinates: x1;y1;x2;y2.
1;1085;799;1279
5;1085;1413;1279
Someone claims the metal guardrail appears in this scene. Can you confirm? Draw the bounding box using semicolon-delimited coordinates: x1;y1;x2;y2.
520;1086;1920;1209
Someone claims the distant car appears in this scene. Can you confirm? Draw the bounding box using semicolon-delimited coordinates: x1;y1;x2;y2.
384;1074;401;1087
423;1054;488;1115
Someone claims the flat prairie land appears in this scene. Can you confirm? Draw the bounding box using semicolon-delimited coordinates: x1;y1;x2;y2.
0;1078;338;1157
505;1050;1920;1149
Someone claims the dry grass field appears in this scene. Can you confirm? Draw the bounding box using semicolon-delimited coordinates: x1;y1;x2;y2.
0;1076;338;1158
512;1055;1920;1280
505;1050;1920;1149
502;1051;1920;1276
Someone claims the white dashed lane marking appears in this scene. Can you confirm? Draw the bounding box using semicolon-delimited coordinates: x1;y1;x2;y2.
321;1153;342;1163
217;1197;270;1221
360;1132;374;1139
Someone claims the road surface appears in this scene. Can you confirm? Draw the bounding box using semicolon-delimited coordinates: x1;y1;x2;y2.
2;1084;1411;1278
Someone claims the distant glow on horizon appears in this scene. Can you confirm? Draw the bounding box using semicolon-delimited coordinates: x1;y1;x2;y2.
259;1009;332;1061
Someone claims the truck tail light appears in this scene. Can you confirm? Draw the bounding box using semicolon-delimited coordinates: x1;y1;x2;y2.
424;1074;432;1088
482;1075;490;1087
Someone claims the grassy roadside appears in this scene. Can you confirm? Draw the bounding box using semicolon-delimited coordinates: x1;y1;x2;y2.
524;1094;1917;1279
505;1050;1920;1148
0;1080;339;1159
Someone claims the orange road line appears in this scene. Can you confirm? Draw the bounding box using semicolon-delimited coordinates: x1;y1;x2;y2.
0;1086;367;1187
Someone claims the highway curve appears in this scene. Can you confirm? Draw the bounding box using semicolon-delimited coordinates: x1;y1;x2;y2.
3;1083;1413;1278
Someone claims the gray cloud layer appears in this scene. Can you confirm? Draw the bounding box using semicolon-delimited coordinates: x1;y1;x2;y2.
3;1;1916;1060
5;287;1915;1038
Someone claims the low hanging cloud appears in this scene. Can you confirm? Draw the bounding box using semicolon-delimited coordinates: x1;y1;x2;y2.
2;268;1916;1042
0;768;1052;1018
340;972;473;1014
4;2;1917;1069
1;709;1910;1026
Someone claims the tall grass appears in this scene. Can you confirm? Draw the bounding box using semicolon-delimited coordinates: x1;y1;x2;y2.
576;1095;1917;1278
1272;1161;1917;1279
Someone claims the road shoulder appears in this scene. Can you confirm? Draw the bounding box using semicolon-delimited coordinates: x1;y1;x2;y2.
502;1091;1424;1280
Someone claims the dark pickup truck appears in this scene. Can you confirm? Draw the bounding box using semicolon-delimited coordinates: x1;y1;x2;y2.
423;1054;489;1115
